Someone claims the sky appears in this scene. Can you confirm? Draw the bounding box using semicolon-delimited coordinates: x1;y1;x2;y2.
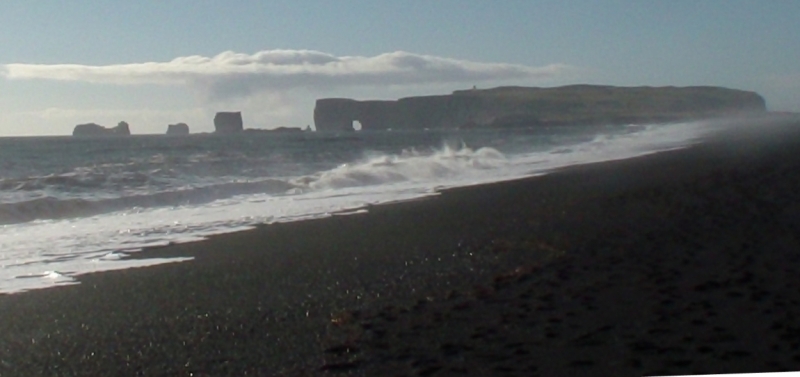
1;0;798;136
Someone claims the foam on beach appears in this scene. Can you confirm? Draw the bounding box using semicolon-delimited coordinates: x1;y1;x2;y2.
0;120;715;293
3;118;800;375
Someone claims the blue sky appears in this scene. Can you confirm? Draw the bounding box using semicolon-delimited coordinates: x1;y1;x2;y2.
1;0;798;136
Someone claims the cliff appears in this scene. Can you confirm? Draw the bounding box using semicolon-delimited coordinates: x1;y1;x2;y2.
213;112;243;133
166;123;190;135
72;121;131;137
313;85;767;131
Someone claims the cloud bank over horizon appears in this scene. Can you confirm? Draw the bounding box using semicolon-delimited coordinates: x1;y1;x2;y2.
3;50;576;100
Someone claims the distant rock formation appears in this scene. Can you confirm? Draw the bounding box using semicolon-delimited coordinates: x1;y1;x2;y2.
166;123;190;135
72;121;132;137
270;127;304;133
241;127;304;134
116;121;130;135
213;112;243;133
313;85;767;131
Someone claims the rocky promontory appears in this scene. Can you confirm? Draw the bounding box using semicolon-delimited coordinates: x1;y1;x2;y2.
213;112;243;133
313;85;767;131
166;123;190;135
72;121;131;137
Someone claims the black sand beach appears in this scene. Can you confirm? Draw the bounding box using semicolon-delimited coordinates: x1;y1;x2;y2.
2;118;800;376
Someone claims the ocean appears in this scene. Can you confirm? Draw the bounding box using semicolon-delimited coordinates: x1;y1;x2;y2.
0;122;714;294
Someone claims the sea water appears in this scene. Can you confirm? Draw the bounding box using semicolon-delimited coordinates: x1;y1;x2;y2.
0;121;715;293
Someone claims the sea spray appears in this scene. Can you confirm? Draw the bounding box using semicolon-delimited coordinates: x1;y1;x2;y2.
0;121;713;293
304;143;507;190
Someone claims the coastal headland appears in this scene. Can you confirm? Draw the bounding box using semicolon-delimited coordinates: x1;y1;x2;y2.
69;85;767;135
314;85;766;131
1;116;799;375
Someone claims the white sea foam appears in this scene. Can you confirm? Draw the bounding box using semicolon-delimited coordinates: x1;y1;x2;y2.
300;143;507;191
0;120;714;294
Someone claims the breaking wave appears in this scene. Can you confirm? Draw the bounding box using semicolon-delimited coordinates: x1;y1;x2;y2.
0;121;716;293
0;144;508;225
298;144;507;190
0;179;296;225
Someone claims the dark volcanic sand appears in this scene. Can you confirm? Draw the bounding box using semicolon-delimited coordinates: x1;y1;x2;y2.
2;119;800;376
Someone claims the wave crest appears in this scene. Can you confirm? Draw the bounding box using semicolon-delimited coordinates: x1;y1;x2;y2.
0;178;295;225
301;144;507;190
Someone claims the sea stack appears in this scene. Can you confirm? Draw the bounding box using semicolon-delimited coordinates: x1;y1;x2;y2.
72;121;132;136
166;123;190;135
213;112;244;133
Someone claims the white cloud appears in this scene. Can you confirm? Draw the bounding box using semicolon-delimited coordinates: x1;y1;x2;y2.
3;50;577;100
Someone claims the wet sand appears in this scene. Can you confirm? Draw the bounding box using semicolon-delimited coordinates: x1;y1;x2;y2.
2;118;800;376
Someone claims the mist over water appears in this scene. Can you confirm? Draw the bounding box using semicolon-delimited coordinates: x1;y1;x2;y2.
0;122;713;293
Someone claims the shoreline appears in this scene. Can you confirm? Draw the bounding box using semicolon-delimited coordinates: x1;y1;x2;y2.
2;120;800;375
